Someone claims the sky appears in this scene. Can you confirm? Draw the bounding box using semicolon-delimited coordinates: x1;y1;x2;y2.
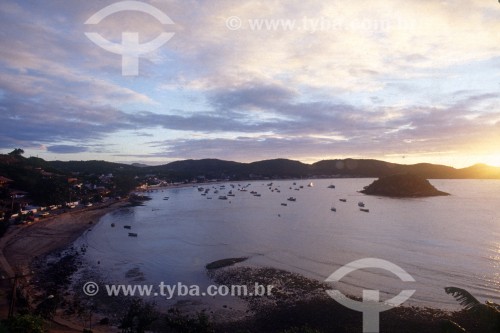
0;0;500;167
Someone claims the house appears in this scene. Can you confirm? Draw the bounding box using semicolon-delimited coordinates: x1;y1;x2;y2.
0;176;13;187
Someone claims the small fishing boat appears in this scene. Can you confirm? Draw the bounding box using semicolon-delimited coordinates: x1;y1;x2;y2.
218;196;228;200
358;202;365;207
328;185;336;189
111;223;115;227
281;203;287;206
308;182;314;187
128;232;138;237
124;225;131;229
339;199;347;202
360;208;370;213
287;197;296;202
331;207;336;212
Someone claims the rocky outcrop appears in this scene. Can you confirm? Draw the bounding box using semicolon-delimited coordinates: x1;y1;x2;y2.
361;174;449;197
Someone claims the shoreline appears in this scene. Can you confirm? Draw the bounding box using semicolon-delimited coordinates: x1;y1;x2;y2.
0;199;127;277
0;199;127;331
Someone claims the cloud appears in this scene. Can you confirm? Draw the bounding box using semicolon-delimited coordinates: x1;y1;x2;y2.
47;145;89;154
1;0;500;165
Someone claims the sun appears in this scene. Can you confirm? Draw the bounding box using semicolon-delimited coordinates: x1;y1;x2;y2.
482;154;500;167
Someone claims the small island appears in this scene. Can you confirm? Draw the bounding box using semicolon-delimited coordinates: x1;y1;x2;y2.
360;174;450;197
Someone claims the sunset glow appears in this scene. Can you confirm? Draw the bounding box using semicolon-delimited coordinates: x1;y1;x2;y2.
1;0;499;167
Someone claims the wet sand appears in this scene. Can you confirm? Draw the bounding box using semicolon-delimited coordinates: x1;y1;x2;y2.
0;200;126;276
0;200;126;332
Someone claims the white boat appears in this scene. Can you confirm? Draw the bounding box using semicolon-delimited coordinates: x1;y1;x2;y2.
308;182;314;187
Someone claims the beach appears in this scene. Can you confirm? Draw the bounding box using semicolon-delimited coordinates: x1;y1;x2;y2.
0;200;126;331
0;200;126;275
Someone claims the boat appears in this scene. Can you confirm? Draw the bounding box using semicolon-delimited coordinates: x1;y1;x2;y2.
281;203;287;206
308;182;314;187
358;202;365;207
124;225;131;229
339;199;347;202
331;207;336;212
287;197;296;202
218;196;228;200
128;232;138;237
111;223;115;227
163;197;169;200
360;208;370;213
328;185;336;189
253;193;261;197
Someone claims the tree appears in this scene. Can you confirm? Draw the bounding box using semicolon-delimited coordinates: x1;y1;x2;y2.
119;299;158;333
7;314;45;333
444;287;500;333
8;148;24;156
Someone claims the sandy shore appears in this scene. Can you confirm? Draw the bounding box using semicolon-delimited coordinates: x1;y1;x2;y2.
0;200;126;331
0;200;126;276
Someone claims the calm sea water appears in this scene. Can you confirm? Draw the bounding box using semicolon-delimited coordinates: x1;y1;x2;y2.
76;179;500;309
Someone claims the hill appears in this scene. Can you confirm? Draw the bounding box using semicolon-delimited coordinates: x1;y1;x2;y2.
2;155;500;183
360;174;450;197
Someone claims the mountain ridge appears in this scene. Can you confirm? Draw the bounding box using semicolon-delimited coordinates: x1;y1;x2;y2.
1;154;500;180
